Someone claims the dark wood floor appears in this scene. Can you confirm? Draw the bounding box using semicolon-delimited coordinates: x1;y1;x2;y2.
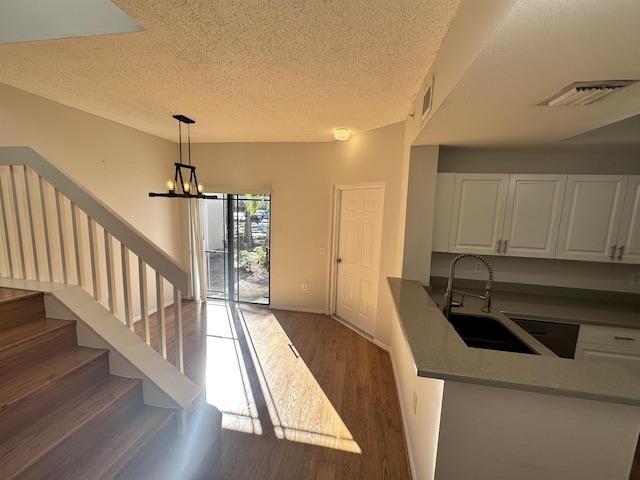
147;300;411;480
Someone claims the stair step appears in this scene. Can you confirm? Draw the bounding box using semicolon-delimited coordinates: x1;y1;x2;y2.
0;375;143;479
118;401;223;480
0;348;111;444
19;404;177;480
0;318;77;367
0;346;109;410
0;290;45;332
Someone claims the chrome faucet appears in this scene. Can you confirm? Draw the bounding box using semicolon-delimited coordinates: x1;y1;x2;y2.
443;253;494;319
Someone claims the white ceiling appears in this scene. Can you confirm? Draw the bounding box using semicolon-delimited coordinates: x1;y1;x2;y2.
1;0;638;146
0;0;460;143
415;0;640;146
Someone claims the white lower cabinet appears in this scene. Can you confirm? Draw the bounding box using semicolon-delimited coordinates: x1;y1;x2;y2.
575;324;640;377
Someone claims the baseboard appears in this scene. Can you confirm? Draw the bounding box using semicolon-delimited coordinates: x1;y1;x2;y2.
267;304;326;314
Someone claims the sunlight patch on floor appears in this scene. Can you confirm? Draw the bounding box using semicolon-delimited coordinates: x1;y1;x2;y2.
204;303;262;435
240;307;362;454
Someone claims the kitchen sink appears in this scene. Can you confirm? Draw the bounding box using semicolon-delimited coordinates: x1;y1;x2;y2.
448;313;538;355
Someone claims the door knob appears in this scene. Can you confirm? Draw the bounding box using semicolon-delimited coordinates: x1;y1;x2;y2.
337;258;342;264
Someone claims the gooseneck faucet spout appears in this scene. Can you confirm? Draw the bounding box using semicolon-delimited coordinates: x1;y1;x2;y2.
443;253;494;319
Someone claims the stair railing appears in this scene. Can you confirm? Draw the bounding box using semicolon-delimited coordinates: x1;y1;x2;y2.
0;146;187;372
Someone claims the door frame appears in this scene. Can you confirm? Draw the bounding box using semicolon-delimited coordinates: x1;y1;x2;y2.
328;182;385;328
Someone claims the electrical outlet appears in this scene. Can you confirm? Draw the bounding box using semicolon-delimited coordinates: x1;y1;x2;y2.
301;283;308;291
412;390;417;414
474;262;483;273
631;274;640;286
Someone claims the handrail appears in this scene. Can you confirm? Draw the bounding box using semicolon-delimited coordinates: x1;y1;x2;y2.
0;147;188;292
0;146;188;371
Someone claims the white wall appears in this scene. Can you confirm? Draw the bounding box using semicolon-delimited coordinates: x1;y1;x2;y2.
0;83;182;264
389;305;444;480
402;146;440;284
436;381;640;480
191;122;407;345
0;83;410;345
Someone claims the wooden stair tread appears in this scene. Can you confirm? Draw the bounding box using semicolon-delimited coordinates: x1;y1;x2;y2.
0;375;142;478
0;346;109;408
20;405;177;480
0;318;75;353
0;288;40;304
0;291;46;332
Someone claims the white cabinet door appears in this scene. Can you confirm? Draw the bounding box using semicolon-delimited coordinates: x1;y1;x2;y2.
502;174;566;258
555;175;628;262
616;175;640;264
448;174;509;254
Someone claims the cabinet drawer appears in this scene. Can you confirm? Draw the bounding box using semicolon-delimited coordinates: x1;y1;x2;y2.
577;324;640;348
575;342;640;377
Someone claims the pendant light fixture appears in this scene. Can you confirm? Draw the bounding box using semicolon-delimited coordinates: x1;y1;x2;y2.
149;115;217;199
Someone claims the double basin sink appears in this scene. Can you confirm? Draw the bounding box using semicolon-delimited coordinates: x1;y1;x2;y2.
446;311;555;356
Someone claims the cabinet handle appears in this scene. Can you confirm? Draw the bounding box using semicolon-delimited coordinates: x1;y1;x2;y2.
614;336;636;341
502;240;508;254
610;245;617;260
496;240;502;253
529;331;548;337
618;246;625;261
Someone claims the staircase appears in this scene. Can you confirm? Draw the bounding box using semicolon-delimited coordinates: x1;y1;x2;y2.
0;288;217;479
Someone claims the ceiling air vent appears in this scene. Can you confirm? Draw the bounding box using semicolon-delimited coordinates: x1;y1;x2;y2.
539;80;638;107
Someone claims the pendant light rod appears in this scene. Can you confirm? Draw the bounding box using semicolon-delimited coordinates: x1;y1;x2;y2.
149;115;217;199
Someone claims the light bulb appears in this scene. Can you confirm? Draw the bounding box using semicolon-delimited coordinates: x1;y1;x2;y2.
197;184;203;193
166;180;175;193
183;182;190;192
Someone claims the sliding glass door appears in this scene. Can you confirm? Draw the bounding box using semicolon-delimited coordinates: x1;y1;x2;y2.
203;193;270;304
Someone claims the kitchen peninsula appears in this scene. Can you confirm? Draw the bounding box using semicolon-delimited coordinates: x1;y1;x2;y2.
388;277;640;480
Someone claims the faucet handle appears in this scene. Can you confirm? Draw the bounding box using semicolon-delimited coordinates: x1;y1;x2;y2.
481;293;492;313
451;293;465;309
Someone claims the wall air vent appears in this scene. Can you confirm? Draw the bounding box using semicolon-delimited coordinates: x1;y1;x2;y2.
539;80;638;107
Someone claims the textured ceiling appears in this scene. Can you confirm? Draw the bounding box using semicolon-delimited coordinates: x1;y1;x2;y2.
415;0;640;146
0;0;461;143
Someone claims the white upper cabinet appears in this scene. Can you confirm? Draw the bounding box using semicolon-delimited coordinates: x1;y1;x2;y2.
446;173;566;258
616;175;640;264
502;175;567;258
448;174;509;255
556;175;629;262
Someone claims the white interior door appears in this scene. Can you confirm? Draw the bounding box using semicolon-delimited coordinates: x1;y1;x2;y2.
335;186;384;336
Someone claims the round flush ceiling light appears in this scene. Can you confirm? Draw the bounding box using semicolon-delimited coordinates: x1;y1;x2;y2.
334;127;350;141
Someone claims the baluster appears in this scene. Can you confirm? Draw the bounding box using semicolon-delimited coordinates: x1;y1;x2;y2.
55;190;68;283
174;287;184;373
88;217;101;301
156;272;167;359
9;165;26;278
139;259;150;345
23;167;40;280
71;203;84;287
0;174;14;277
104;230;117;316
38;177;53;282
122;245;134;331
